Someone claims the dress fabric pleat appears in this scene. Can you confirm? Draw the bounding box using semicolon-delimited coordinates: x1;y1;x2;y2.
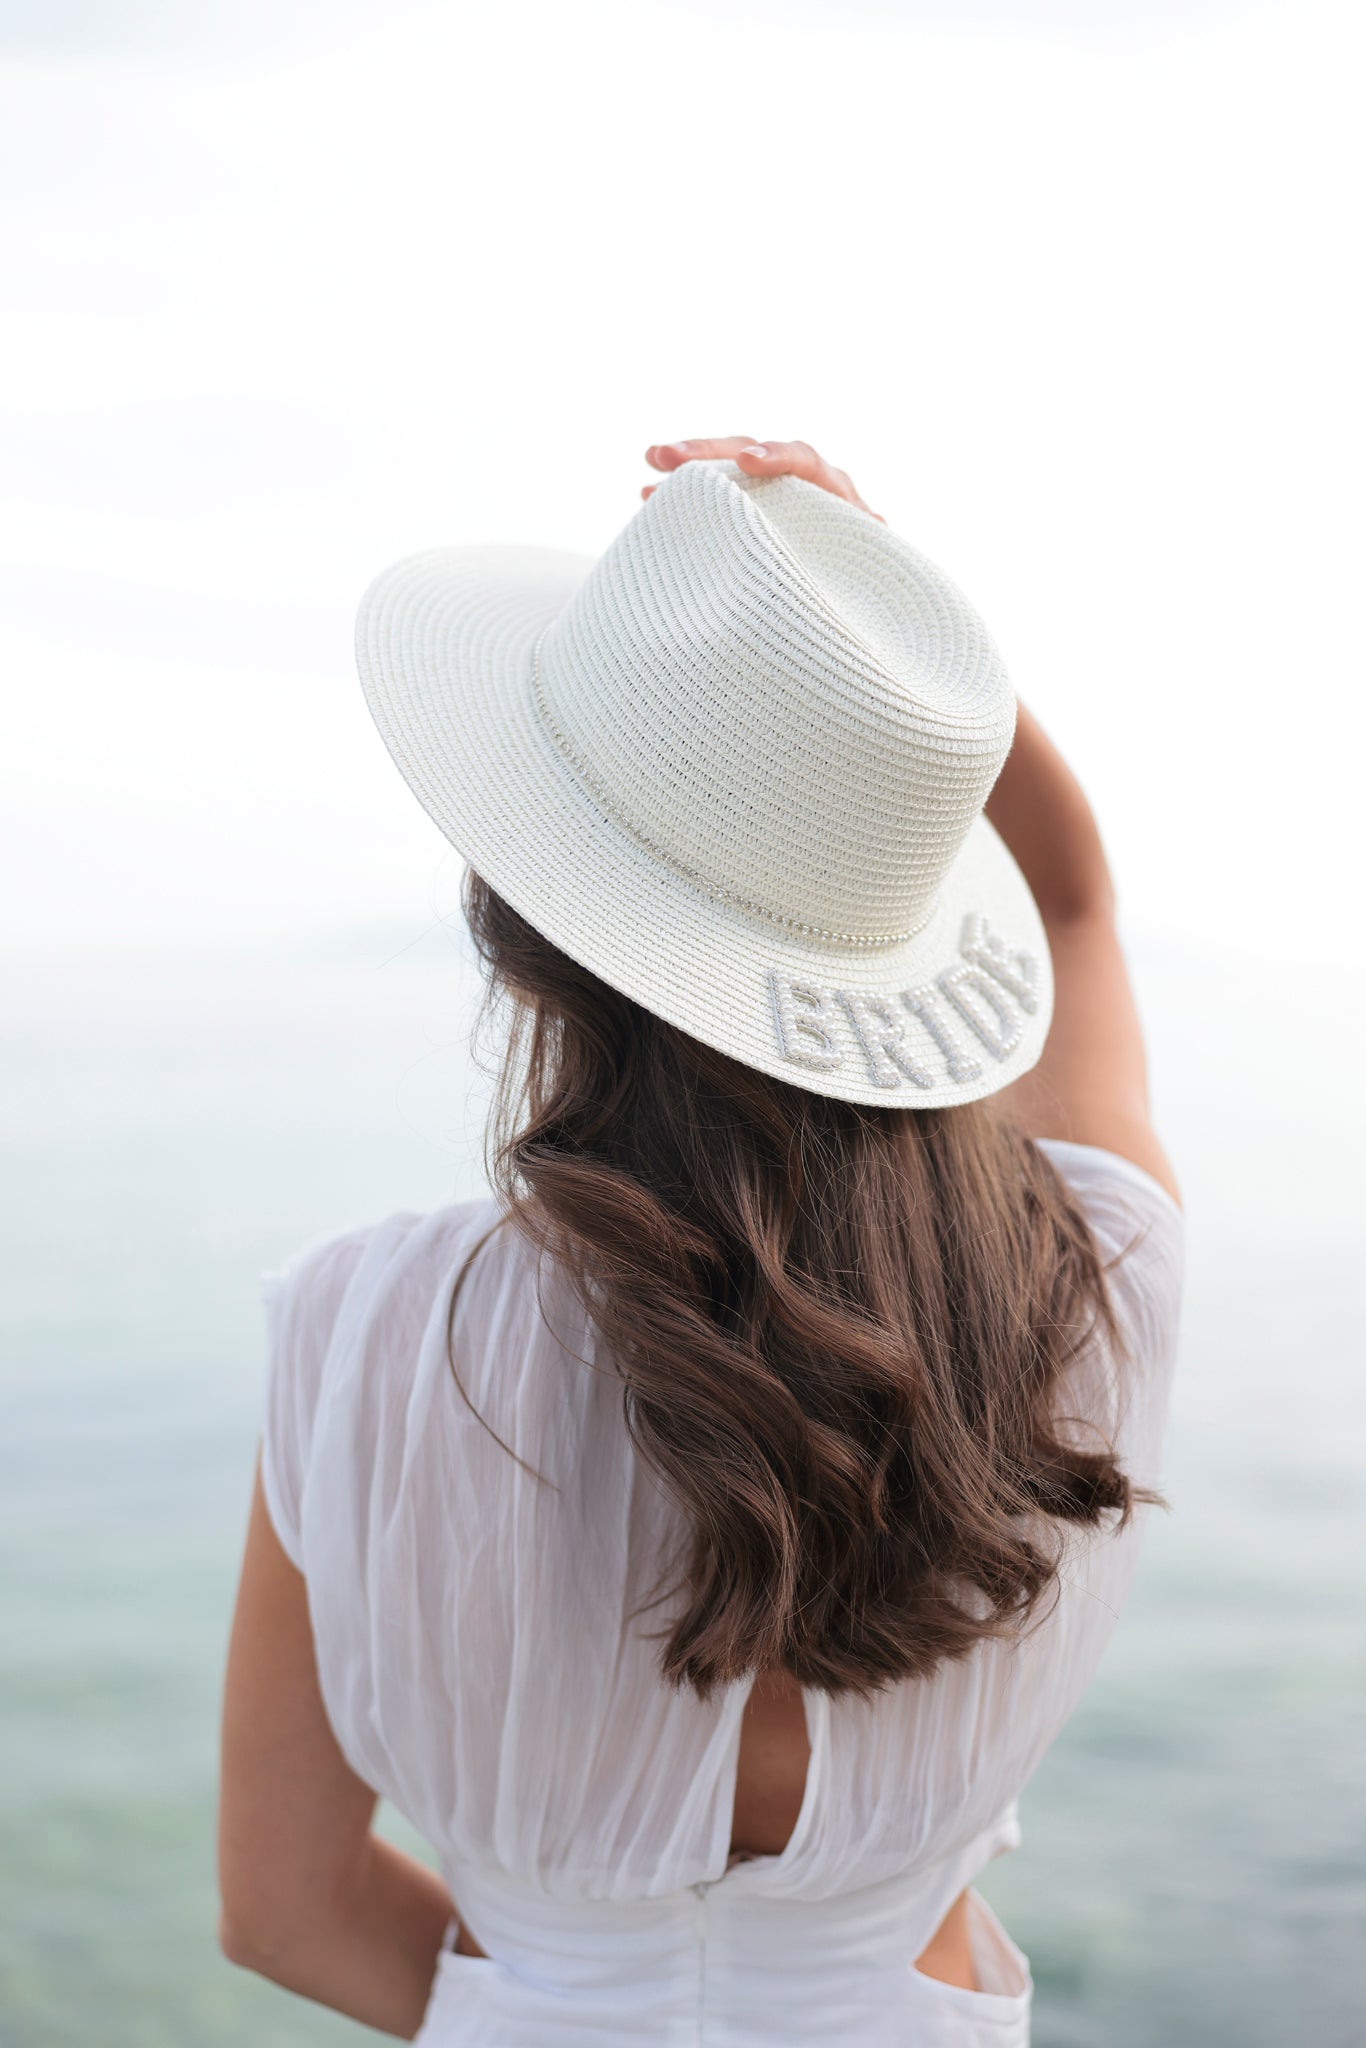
258;1140;1184;2045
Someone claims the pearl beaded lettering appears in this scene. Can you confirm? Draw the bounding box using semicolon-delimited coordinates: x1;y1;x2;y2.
769;915;1040;1088
836;991;935;1090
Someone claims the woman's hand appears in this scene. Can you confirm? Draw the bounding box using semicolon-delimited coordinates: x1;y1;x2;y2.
643;437;885;523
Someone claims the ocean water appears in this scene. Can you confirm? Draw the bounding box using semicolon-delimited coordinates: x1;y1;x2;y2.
2;925;1363;2047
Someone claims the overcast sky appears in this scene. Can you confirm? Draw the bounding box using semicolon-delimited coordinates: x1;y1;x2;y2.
1;0;1361;966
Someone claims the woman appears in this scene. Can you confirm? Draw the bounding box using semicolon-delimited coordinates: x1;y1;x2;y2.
218;436;1183;2045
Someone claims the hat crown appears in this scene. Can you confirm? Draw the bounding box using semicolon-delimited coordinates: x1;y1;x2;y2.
533;461;1015;947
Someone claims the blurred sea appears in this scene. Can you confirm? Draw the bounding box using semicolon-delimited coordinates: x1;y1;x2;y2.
2;923;1364;2048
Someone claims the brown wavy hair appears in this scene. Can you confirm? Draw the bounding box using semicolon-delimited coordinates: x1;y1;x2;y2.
451;870;1158;1703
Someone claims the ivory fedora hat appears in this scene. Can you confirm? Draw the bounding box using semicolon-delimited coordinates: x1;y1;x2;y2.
355;457;1052;1108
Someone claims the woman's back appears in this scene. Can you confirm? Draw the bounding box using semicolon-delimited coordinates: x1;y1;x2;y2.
220;437;1186;2046
259;1137;1182;2043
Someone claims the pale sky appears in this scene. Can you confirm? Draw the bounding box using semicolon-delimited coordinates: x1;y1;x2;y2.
2;0;1361;966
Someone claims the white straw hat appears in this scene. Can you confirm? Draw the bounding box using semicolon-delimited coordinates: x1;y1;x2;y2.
355;457;1052;1109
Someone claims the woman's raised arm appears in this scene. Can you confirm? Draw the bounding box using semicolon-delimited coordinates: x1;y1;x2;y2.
983;700;1180;1204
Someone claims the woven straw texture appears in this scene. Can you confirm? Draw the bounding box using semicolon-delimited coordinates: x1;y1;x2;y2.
355;458;1053;1108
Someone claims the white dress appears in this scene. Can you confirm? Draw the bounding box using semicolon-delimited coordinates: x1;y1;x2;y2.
259;1139;1184;2046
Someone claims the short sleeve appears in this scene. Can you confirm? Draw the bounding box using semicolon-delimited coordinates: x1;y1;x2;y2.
1034;1139;1186;1487
258;1224;379;1570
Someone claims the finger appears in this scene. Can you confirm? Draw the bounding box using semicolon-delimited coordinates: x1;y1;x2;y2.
645;438;883;522
744;443;881;520
826;463;881;520
648;437;834;484
645;437;760;471
737;440;839;490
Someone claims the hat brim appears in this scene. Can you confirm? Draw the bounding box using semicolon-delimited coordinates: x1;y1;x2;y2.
356;545;1053;1110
